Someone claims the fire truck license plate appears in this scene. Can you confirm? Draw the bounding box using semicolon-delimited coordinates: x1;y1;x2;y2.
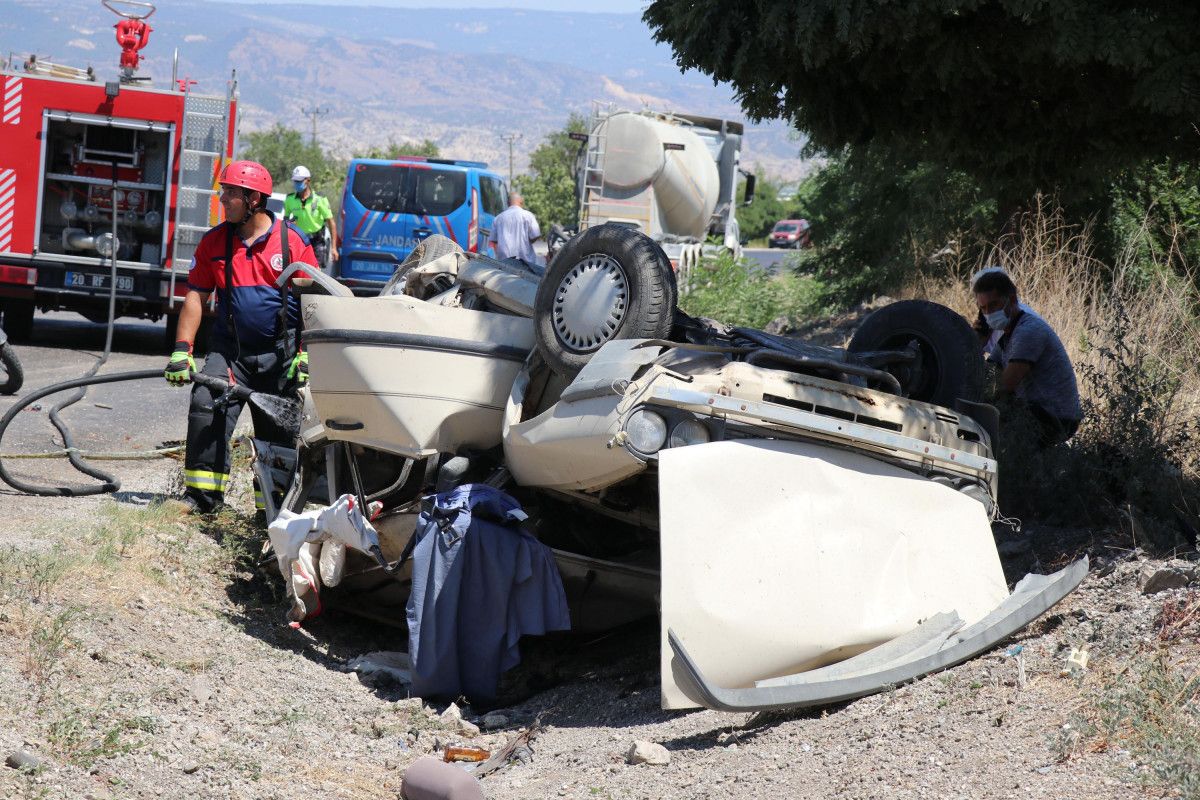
64;272;135;293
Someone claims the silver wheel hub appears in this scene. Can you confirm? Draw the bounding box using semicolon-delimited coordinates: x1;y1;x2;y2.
552;253;628;352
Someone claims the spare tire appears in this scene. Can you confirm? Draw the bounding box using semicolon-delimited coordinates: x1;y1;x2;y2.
847;299;983;407
534;224;677;377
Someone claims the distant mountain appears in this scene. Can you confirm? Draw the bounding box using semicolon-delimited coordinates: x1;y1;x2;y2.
1;0;813;180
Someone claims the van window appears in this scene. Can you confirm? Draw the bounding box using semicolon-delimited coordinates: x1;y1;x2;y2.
352;164;408;213
480;175;506;216
412;170;466;217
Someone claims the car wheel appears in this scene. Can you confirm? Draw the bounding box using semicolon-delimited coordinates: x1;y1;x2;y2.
847;299;984;407
534;223;676;377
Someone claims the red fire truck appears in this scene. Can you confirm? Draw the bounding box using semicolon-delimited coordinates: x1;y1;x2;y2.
0;0;236;343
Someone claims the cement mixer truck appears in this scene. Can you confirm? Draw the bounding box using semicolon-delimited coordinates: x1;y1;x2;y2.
572;106;755;274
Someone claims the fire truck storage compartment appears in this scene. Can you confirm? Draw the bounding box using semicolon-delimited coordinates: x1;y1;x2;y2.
38;114;171;265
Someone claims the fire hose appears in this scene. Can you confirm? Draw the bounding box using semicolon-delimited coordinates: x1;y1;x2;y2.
0;158;296;496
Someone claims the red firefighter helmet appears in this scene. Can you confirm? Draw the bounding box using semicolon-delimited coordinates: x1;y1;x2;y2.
218;161;273;197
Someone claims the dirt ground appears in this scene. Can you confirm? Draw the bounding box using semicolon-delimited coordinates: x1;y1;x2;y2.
1;317;1198;800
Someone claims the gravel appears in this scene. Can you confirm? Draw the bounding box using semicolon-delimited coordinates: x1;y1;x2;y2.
1;316;1196;799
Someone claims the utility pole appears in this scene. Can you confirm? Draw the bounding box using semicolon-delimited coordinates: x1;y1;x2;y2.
301;107;329;147
500;133;521;185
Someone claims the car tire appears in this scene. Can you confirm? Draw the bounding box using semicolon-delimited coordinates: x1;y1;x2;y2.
847;299;984;407
2;300;34;343
0;341;23;395
534;223;676;377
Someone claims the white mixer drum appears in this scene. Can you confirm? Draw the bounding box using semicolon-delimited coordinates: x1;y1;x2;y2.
596;112;720;239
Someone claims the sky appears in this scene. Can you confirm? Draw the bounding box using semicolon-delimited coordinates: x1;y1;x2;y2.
252;0;647;10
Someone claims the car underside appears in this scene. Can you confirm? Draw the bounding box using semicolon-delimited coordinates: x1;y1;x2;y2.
258;224;1085;711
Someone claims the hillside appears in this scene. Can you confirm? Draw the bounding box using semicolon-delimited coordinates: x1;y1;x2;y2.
0;0;811;179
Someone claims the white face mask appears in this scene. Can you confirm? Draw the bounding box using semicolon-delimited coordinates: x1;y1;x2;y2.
985;304;1010;330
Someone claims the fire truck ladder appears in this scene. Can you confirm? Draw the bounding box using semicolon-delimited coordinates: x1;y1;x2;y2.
167;80;232;307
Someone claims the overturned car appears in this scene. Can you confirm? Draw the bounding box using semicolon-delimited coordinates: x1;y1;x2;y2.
261;224;1086;712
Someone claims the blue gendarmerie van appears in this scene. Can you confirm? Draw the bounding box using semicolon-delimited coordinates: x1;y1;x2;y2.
335;156;507;294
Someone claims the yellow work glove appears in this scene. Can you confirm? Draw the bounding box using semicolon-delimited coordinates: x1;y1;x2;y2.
286;350;309;383
164;341;195;386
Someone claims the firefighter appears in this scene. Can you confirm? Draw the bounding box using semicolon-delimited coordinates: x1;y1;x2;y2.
284;165;338;270
164;160;317;514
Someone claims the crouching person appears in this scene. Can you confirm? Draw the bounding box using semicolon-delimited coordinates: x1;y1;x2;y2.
972;267;1082;447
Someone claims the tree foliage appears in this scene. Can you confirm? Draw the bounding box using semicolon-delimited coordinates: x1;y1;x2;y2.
1103;159;1200;286
736;173;802;241
354;139;441;159
241;124;335;194
243;127;447;214
513;114;588;229
791;143;998;303
644;1;1200;204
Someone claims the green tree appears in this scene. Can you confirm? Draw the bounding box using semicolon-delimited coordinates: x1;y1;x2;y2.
240;124;330;194
644;1;1200;207
791;143;997;303
513;114;588;229
734;173;791;242
355;139;441;159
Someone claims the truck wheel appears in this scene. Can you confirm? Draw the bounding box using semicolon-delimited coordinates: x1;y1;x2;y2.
847;299;983;407
534;223;677;377
2;300;34;343
0;342;23;395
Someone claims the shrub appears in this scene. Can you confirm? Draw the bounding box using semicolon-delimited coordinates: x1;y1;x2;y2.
679;253;828;330
909;204;1200;545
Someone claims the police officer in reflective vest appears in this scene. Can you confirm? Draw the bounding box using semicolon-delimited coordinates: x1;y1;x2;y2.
164;160;318;514
284;165;337;270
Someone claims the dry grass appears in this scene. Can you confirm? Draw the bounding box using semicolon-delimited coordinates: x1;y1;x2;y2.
908;202;1200;417
906;201;1200;537
0;499;259;769
1070;650;1200;797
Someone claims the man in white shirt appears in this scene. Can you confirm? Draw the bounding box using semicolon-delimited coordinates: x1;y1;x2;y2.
489;192;541;265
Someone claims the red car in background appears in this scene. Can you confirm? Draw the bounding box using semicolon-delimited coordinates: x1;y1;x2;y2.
769;219;812;249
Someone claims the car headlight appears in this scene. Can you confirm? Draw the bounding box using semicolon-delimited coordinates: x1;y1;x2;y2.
625;409;667;453
669;418;711;448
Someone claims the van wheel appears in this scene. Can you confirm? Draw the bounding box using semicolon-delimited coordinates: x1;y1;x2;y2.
847;300;983;407
534;224;676;377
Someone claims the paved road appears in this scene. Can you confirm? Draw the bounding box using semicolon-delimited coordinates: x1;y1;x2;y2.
742;246;797;274
0;311;187;459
